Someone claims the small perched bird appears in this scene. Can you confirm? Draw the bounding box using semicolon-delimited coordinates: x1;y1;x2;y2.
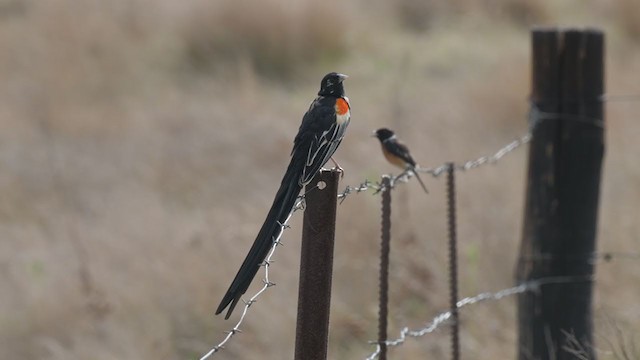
373;128;428;193
216;72;350;319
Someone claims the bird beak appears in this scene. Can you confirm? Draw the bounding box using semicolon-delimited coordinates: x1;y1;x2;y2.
337;73;349;82
371;131;377;138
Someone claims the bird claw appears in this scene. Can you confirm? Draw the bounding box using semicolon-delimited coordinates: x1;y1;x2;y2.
330;157;345;178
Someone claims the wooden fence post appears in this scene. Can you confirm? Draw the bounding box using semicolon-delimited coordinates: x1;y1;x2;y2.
517;28;605;359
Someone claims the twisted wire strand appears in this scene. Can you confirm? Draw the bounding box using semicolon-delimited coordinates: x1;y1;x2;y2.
365;275;593;360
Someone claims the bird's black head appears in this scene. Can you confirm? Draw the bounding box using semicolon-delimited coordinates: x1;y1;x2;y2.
373;128;396;142
318;72;348;97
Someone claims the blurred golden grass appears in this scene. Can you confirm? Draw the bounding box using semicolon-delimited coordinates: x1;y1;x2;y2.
182;0;348;78
614;0;640;43
0;0;639;359
392;0;549;32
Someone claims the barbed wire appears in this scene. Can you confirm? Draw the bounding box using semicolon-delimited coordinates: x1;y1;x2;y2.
199;191;313;359
528;103;605;128
420;132;533;177
338;179;382;203
365;275;594;360
597;251;640;262
518;251;640;264
600;93;640;102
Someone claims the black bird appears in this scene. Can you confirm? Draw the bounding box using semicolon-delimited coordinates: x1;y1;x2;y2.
216;72;350;319
373;128;428;193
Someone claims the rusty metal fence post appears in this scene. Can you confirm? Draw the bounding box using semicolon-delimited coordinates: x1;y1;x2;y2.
446;163;460;360
378;176;392;360
294;170;340;360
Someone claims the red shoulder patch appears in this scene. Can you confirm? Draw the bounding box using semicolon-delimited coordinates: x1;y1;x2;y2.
335;97;350;116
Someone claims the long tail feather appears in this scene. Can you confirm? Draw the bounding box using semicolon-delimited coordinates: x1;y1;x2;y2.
412;168;429;193
216;159;304;319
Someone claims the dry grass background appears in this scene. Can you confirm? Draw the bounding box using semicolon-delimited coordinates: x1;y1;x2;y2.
0;0;639;359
